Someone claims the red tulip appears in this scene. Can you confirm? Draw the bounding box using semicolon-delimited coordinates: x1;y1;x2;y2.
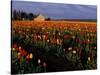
19;46;22;50
15;47;19;51
82;39;90;44
75;38;81;43
42;35;46;40
13;43;17;48
64;34;71;39
23;50;27;55
26;54;30;59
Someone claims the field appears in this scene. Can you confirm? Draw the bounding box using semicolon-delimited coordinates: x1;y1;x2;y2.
11;20;97;74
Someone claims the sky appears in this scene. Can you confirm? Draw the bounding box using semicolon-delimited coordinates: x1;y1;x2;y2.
12;1;97;19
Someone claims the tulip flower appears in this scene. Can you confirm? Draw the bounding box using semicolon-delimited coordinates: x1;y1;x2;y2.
88;57;91;61
87;39;90;43
30;53;33;59
13;43;17;48
68;47;72;51
38;59;41;64
12;48;15;51
19;46;22;50
38;35;41;40
18;52;21;59
47;39;50;43
72;50;76;54
64;34;71;39
94;47;96;50
43;62;47;68
75;38;81;43
72;36;75;39
57;39;60;45
26;54;30;59
23;50;27;55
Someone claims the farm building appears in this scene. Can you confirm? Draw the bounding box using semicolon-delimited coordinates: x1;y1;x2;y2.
34;14;45;21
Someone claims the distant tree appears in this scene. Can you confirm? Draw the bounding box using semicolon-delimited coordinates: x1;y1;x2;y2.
46;17;51;21
12;10;21;20
12;10;17;20
12;10;37;20
21;11;28;20
17;10;21;20
28;13;34;20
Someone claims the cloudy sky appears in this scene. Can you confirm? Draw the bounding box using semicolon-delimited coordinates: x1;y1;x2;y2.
12;1;97;19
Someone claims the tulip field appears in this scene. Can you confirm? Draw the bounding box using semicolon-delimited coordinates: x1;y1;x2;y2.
11;21;97;74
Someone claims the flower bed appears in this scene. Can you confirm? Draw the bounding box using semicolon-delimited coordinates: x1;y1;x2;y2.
11;21;97;74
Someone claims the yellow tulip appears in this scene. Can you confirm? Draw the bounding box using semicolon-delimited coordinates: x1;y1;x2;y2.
12;48;15;51
57;39;60;45
30;53;33;59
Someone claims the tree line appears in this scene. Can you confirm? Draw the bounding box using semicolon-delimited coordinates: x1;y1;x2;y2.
12;10;51;21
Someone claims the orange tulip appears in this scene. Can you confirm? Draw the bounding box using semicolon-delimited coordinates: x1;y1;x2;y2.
18;52;21;59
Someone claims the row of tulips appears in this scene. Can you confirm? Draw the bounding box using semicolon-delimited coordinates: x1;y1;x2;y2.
12;43;33;59
11;21;97;74
11;43;47;74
